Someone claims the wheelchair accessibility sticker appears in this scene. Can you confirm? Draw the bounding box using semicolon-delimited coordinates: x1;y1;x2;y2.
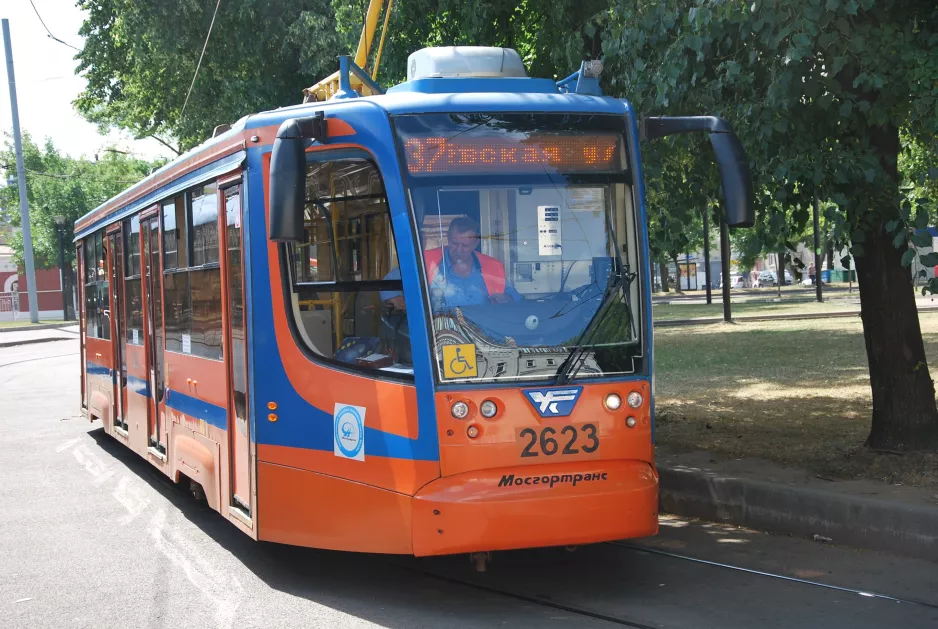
334;403;366;461
442;343;478;379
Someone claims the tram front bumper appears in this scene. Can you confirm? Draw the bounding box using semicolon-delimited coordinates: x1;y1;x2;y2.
411;459;658;556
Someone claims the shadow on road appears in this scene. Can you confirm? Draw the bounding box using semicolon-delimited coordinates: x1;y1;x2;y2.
84;427;603;627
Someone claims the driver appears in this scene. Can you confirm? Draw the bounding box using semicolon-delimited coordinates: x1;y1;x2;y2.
382;216;521;311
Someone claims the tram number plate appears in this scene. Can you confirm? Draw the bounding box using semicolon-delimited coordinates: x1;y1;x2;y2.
517;424;599;458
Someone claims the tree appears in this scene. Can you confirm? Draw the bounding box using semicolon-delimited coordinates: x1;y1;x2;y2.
350;0;608;84
75;0;343;152
605;0;938;450
645;136;713;293
0;134;157;269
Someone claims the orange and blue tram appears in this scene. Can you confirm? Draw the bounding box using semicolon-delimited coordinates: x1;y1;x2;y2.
75;46;753;561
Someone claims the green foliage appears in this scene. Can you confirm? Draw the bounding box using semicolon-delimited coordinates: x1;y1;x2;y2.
0;134;158;269
75;0;343;152
643;135;712;263
604;0;938;265
357;0;606;84
73;0;936;284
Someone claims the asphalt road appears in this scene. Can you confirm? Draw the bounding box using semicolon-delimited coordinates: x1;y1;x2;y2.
2;339;937;629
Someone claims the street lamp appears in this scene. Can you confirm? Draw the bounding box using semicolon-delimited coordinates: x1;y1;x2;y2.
53;215;71;321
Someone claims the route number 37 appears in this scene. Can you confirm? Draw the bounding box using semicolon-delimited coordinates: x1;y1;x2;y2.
518;424;599;458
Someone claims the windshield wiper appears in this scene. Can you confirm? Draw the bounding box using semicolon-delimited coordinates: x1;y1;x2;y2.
553;267;633;385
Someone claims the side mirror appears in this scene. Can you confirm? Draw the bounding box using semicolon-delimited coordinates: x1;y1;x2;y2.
641;116;754;228
269;113;327;242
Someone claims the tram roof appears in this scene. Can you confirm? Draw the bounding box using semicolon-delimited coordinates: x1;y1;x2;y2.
75;81;631;240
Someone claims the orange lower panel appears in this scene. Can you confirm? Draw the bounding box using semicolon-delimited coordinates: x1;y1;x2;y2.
257;462;414;554
257;443;440;496
412;459;658;556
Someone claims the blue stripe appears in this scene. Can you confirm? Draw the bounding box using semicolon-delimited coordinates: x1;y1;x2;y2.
127;375;150;398
87;361;112;378
165;388;228;430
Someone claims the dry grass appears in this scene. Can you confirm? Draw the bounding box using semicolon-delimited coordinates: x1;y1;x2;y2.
654;312;938;488
652;298;863;321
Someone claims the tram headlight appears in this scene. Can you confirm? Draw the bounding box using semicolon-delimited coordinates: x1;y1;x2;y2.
467;425;480;439
480;400;498;418
626;416;637;428
451;401;470;419
627;392;643;408
604;393;622;411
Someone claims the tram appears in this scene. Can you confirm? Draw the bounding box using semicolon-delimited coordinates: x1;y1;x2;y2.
76;31;752;564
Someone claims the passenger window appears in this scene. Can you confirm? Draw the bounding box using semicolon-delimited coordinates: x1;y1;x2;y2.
190;183;219;266
161;184;223;360
124;217;144;345
287;158;408;374
83;231;111;340
162;194;187;270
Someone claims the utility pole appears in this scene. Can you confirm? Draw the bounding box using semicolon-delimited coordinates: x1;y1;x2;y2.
3;19;39;323
54;216;71;320
813;194;823;303
720;215;732;322
703;206;712;304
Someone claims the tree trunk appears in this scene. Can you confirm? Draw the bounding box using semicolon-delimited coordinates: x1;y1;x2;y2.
776;251;784;297
659;262;670;293
671;253;683;294
857;124;938;451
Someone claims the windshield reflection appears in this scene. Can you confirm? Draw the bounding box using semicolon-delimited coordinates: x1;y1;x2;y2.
392;113;643;383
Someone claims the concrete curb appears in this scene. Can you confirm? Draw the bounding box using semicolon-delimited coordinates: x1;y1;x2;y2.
658;465;938;562
0;322;74;334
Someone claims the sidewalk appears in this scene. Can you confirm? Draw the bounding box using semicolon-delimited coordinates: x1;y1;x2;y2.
0;324;80;348
657;447;938;562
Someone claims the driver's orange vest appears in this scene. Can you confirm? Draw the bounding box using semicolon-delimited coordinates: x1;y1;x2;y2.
424;248;506;296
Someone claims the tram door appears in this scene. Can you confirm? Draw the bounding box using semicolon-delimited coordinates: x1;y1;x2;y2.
77;244;87;412
142;215;167;452
222;184;251;515
107;230;127;430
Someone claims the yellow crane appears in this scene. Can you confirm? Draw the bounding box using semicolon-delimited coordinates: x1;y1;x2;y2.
302;0;394;103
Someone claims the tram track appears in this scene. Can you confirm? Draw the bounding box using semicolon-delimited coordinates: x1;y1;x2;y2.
607;541;938;611
392;538;938;628
392;558;663;628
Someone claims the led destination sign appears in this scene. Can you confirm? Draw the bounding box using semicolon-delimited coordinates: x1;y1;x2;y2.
402;134;621;175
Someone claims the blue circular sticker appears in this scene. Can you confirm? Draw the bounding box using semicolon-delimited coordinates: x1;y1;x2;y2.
334;406;364;458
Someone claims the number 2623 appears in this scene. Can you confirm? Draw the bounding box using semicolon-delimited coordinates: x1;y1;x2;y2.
519;424;599;458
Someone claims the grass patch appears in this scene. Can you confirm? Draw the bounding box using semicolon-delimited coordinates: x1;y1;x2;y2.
654;312;938;488
0;320;62;329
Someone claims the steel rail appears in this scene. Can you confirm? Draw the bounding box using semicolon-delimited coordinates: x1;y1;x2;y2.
392;560;664;629
609;541;938;611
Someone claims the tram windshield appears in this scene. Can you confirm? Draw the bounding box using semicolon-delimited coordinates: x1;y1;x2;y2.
394;113;643;383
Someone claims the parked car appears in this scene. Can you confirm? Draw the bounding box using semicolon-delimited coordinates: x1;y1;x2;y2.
753;270;792;287
720;274;746;289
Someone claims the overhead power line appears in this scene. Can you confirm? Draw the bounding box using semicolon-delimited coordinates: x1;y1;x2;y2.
28;0;81;52
180;0;223;121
